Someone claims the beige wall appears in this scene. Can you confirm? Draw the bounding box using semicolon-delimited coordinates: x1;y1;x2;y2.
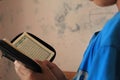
0;0;117;80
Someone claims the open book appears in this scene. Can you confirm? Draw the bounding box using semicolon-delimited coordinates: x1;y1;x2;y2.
0;32;56;72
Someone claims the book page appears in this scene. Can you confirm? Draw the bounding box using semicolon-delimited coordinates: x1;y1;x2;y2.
12;32;54;61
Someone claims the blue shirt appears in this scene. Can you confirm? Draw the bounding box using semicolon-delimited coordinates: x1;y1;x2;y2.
73;11;120;80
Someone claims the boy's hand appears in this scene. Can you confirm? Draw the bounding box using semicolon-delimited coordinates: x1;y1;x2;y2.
14;60;68;80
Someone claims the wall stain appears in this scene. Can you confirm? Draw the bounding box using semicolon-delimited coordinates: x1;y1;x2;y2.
75;4;83;10
56;23;66;34
63;2;72;15
69;24;80;32
55;2;82;34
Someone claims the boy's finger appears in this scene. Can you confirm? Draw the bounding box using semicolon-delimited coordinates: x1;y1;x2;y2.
14;60;33;77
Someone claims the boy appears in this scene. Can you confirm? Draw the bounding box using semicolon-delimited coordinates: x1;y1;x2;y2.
14;0;120;80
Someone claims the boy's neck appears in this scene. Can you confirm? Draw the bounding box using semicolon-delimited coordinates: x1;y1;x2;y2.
117;0;120;11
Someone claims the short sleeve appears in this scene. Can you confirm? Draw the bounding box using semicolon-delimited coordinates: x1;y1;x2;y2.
87;46;120;80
